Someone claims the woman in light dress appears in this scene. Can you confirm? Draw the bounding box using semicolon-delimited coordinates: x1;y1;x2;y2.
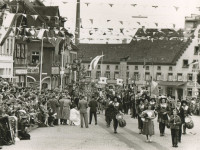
70;105;80;126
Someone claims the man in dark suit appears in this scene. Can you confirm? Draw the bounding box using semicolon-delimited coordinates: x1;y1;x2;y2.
78;95;89;128
89;96;98;125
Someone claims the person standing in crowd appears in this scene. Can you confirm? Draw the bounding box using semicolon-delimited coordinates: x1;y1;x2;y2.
60;94;71;125
169;109;181;148
130;94;137;118
175;100;184;143
112;96;123;134
137;98;145;134
89;96;98;125
141;105;157;143
181;100;191;135
156;96;169;136
149;98;156;110
69;104;80;126
78;95;89;128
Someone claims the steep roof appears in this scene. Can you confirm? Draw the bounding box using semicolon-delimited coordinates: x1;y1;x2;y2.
33;6;60;17
78;39;192;65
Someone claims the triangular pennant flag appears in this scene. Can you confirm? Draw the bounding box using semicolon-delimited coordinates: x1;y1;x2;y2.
174;6;179;11
131;4;137;7
89;19;93;24
120;28;124;34
152;6;158;8
155;23;158;27
85;3;90;6
109;4;114;7
137;22;141;25
173;24;176;28
119;21;123;25
63;1;68;4
107;20;111;22
31;15;38;20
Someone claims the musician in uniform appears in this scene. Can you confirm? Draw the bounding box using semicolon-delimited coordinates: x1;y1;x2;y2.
156;96;169;136
110;97;123;134
181;100;191;135
175;100;184;143
169;109;181;148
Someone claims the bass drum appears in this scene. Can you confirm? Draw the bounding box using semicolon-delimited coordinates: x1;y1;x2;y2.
185;116;194;129
119;119;126;128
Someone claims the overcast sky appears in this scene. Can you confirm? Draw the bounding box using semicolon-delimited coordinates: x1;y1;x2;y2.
43;0;200;43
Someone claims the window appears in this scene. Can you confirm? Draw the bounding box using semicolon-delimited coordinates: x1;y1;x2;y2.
135;66;138;70
126;72;129;79
106;65;110;70
134;72;139;81
156;73;162;81
146;66;149;70
167;87;173;96
187;88;192;96
177;73;183;81
6;39;9;55
16;44;20;58
194;46;199;55
187;73;193;81
157;66;161;70
168;73;173;81
182;59;188;68
105;71;110;79
127;66;129;70
97;65;101;69
114;72;119;79
169;66;172;71
96;71;101;79
87;71;91;77
145;72;150;81
115;65;119;70
32;51;40;64
20;44;25;58
0;69;4;75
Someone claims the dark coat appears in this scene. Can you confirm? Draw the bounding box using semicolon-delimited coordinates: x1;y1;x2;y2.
89;100;98;112
169;115;181;129
78;99;88;113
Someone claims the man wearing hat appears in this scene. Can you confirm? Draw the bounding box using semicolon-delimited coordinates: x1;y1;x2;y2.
169;109;181;148
181;100;191;135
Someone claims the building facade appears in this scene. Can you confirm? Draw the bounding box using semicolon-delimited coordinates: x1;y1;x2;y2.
79;26;200;99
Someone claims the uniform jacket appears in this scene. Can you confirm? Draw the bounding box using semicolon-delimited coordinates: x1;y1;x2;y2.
169;115;181;129
88;99;98;112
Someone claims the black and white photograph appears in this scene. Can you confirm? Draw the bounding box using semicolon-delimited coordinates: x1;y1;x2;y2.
0;0;200;150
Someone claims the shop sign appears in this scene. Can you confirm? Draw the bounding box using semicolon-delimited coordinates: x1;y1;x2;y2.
27;67;39;74
15;69;27;75
51;67;59;74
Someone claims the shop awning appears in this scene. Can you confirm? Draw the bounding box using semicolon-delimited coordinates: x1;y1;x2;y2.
158;81;187;87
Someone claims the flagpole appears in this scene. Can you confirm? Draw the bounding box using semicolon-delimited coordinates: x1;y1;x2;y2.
60;43;64;92
101;51;103;77
39;37;44;94
143;58;146;86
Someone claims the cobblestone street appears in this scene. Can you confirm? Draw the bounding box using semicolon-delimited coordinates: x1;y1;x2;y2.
3;113;200;150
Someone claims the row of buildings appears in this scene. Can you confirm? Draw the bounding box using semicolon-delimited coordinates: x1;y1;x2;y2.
78;16;200;99
0;0;78;90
